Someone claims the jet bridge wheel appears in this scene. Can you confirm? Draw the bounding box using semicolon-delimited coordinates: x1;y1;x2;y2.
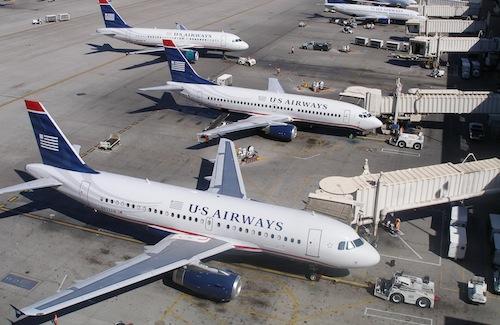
416;297;431;308
390;293;404;304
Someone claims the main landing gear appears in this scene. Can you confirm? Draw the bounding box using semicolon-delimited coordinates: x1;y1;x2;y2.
306;265;321;281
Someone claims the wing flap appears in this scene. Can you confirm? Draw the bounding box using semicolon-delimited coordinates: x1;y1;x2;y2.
207;139;247;199
0;178;62;196
267;78;285;94
197;114;291;142
19;235;232;317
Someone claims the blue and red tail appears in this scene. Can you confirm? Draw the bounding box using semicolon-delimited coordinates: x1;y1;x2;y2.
163;39;214;85
25;100;97;174
98;0;130;28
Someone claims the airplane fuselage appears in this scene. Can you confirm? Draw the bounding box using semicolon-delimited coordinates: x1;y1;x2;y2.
97;27;249;51
26;163;379;269
329;4;421;21
174;82;382;131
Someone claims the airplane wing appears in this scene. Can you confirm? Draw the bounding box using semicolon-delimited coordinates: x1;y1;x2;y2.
357;14;390;21
207;138;249;199
0;177;62;196
139;84;185;92
267;78;285;94
197;114;291;143
14;234;232;319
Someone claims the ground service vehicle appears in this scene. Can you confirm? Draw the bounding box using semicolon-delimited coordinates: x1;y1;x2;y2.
374;272;435;308
389;132;424;150
300;41;332;51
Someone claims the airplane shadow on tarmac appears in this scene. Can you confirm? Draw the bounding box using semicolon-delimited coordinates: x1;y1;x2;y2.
2;169;349;324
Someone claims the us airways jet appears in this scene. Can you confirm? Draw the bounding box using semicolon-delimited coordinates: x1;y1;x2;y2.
3;101;379;322
140;40;382;143
96;0;249;59
325;0;424;24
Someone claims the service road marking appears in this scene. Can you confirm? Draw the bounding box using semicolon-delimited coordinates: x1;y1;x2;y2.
398;235;423;260
293;153;321;160
381;148;421;157
364;308;433;325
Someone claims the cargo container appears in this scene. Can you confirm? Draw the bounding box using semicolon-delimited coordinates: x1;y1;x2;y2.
493;233;500;266
355;37;369;46
369;39;384;49
448;225;467;260
386;41;400;51
57;13;71;21
216;74;232;86
45;14;57;23
451;206;468;227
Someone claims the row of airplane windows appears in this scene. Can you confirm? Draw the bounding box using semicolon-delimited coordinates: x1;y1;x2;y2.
207;96;341;117
100;197;301;243
144;35;211;41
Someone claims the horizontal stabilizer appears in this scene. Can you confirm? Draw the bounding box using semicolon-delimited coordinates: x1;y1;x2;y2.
139;84;184;92
126;47;163;55
0;178;62;196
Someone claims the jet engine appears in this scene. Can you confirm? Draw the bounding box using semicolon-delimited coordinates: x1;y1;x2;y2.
262;124;297;141
377;18;391;25
181;49;199;63
171;263;242;302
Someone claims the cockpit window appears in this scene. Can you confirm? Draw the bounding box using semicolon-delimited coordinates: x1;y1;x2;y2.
353;238;364;247
359;112;372;119
338;239;364;250
232;38;242;42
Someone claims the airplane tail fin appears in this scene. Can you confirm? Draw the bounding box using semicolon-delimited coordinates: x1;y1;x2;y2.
25;100;98;174
98;0;131;28
162;39;214;85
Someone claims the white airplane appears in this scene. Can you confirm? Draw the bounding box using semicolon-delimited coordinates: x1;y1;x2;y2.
358;0;417;8
140;40;382;143
96;0;249;59
325;0;424;24
3;100;379;322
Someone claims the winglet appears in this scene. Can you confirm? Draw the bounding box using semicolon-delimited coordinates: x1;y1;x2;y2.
10;305;24;318
25;100;45;113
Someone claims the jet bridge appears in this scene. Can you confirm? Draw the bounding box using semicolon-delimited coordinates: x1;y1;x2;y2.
308;158;500;236
364;89;500;117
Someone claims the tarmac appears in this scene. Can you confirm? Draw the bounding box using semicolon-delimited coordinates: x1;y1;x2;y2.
0;0;499;324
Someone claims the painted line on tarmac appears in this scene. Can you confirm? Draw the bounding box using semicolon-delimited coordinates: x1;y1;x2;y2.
381;148;421;157
7;196;18;202
293;153;321;160
364;308;433;325
0;56;126;110
398;235;423;260
0;205;142;244
380;253;441;267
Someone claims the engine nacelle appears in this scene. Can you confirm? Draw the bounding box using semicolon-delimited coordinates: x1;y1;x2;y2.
262;124;297;141
172;264;242;302
377;18;391;25
181;49;199;63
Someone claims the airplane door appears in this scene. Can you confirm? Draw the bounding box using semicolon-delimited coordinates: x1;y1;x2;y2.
79;181;90;206
306;229;322;257
343;110;350;124
205;217;213;231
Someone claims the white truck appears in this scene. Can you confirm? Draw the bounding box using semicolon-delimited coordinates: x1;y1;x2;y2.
468;276;487;304
374;272;435;308
237;57;256;66
389;132;424;150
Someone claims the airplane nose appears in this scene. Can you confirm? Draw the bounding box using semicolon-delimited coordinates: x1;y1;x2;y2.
362;245;380;267
372;117;383;129
241;41;249;50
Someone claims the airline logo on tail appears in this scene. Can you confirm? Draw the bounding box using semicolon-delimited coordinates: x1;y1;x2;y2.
39;134;59;152
171;61;186;72
104;13;115;21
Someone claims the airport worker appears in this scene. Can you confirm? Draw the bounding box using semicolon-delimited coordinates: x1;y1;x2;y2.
394;218;401;232
291;46;295;54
